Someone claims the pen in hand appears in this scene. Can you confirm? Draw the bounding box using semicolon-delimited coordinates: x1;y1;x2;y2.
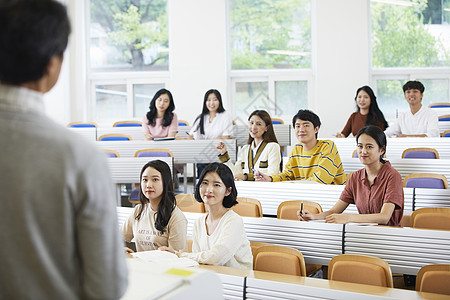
300;200;303;218
252;168;262;178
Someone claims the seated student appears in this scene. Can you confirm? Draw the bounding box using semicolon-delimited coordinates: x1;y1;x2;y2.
160;163;253;269
299;125;404;226
123;160;187;252
216;110;281;181
336;86;388;137
143;88;178;140
256;109;346;185
384;80;439;137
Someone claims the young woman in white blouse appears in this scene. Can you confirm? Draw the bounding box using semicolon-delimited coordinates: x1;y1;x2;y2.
188;89;233;140
160;163;253;269
216;110;281;181
122;160;187;252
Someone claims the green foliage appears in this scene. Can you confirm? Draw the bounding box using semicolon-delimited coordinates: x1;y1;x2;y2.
90;0;168;68
230;0;311;69
372;0;450;68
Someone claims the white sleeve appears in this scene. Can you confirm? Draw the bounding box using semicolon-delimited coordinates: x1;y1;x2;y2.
265;143;282;176
426;110;440;137
384;119;401;137
222;112;234;137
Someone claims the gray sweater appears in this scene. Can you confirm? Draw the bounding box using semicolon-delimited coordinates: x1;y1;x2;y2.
0;84;128;299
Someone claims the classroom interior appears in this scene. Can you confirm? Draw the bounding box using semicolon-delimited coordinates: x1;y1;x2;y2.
42;0;450;299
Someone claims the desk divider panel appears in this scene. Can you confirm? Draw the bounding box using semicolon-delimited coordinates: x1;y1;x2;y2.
95;139;237;163
69;127;97;141
330;137;450;159
215;273;245;300
107;157;173;184
97;127;144;141
344;225;450;275
413;188;450;209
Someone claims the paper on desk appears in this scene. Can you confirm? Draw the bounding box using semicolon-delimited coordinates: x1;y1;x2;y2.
131;250;199;268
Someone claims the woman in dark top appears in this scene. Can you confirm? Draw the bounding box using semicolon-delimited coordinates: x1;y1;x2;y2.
337;86;388;137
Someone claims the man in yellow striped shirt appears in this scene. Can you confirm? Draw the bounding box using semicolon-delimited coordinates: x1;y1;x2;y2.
256;109;346;185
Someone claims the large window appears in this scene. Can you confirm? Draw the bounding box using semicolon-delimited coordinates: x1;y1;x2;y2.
89;0;168;72
371;0;450;119
229;0;312;120
229;0;311;70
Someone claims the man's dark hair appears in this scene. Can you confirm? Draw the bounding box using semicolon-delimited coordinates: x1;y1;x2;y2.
0;0;71;85
292;109;321;138
403;81;425;94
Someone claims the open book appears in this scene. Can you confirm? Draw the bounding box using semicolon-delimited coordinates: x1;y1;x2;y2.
131;250;199;268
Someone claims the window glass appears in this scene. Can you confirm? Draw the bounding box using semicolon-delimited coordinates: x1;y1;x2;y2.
133;84;165;118
235;82;269;122
229;0;311;70
95;84;127;121
275;81;308;115
377;78;449;119
371;0;450;68
90;0;168;72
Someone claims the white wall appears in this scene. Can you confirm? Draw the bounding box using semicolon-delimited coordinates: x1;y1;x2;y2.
168;0;229;125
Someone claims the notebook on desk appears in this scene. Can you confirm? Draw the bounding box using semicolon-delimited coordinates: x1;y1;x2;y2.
153;137;175;141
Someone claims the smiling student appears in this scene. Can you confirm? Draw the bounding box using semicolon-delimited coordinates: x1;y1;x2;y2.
122;160;187;252
216;110;281;181
143;88;178;140
336;86;388;137
299;125;404;226
384;81;439;137
160;163;253;269
256;109;346;185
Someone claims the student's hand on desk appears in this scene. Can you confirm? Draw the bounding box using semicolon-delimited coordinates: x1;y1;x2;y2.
325;213;350;224
124;247;135;254
254;171;272;182
396;134;407;138
336;132;345;138
144;133;153;141
216;142;227;155
297;209;314;221
234;174;246;181
187;134;194;140
158;246;174;254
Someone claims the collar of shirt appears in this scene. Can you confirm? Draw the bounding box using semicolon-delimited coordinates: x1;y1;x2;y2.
359;161;392;186
0;84;45;115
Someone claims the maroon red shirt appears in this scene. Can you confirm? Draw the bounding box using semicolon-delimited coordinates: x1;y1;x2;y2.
340;161;404;226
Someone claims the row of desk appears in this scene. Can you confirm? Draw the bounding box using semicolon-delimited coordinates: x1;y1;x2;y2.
69;124;292;147
116;207;450;277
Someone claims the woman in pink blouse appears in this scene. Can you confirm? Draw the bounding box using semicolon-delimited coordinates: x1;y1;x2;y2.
143;89;178;140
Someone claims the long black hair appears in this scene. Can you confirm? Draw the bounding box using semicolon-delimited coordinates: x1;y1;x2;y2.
194;163;238;208
135;160;176;233
246;110;279;145
193;89;226;135
355;86;389;129
356;125;387;163
146;89;175;127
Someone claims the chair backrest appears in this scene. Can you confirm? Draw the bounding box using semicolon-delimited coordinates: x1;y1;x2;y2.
113;120;142;127
352;149;358;158
429;103;450;108
250;241;274;266
129;187;140;204
231;197;263;217
402;147;439;159
104;149;119;158
403;173;448;189
175;194;205;213
254;245;307;276
67;122;97;128
178;120;189;126
416;264;450;295
98;134;132;141
135;148;173;157
442;130;450;137
277;200;323;220
328;254;393;288
438;114;450;122
271;118;284;125
410;207;450;230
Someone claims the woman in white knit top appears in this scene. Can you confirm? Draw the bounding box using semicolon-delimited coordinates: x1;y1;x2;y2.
216;110;281;181
160;163;253;269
